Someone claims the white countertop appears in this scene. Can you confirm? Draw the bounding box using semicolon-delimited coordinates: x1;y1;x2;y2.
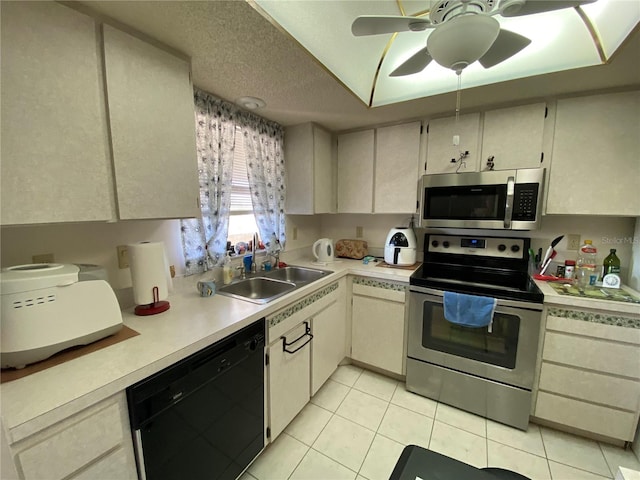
535;280;640;316
0;258;415;443
4;256;638;444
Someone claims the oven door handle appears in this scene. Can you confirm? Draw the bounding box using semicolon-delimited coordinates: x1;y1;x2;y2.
504;176;515;229
409;285;543;311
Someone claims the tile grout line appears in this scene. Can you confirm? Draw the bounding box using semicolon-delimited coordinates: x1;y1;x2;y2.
355;380;399;477
597;441;615;479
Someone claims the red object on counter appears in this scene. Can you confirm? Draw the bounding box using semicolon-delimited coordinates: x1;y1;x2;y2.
533;274;572;282
278;261;288;268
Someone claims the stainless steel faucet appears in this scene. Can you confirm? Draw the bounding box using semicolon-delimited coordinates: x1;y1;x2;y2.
236;265;246;279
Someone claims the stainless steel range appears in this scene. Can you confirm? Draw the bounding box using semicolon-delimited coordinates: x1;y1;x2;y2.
407;234;544;430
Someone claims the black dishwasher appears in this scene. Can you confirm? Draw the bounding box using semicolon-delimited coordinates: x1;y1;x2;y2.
127;319;265;480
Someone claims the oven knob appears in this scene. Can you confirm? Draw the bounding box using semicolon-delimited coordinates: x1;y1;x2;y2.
498;244;506;252
443;241;450;248
511;245;521;253
431;240;439;248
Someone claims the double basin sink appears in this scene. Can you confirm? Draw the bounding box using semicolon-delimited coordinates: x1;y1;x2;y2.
218;266;331;304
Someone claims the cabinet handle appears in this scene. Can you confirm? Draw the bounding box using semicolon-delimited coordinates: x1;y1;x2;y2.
282;321;313;354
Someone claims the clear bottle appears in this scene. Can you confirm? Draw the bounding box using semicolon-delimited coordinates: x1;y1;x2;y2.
576;239;598;287
603;249;621;277
223;252;233;285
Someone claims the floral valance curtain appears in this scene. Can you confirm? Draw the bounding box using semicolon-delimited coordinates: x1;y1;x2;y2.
180;89;236;275
239;113;286;249
180;89;286;276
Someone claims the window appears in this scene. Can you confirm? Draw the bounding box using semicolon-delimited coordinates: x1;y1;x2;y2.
228;127;259;250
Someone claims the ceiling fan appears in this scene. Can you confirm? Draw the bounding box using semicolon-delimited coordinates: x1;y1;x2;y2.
352;0;597;76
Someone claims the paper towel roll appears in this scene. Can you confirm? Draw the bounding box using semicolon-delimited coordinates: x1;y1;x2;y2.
128;241;169;305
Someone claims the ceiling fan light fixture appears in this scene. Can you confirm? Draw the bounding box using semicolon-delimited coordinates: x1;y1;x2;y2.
427;14;500;71
498;0;526;17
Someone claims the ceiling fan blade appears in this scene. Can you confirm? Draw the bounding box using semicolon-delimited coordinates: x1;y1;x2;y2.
351;15;431;36
390;46;433;76
478;28;531;68
499;0;597;17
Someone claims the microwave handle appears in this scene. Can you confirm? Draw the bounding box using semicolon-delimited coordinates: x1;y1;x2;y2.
504;176;515;229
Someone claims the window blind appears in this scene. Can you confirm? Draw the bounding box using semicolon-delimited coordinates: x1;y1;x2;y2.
231;128;253;213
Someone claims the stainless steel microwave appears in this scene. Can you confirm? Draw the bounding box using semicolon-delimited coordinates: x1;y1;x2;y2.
418;168;544;230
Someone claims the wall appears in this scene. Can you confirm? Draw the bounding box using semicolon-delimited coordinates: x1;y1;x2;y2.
319;213;637;282
1;213;635;290
319;213;415;257
0;215;321;290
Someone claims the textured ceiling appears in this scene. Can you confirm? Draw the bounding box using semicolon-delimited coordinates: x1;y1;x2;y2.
77;0;640;132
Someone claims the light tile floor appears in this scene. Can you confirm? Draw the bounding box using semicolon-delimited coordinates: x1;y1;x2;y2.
243;365;640;480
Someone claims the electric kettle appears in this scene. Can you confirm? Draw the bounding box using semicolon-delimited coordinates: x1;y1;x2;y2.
312;238;334;263
384;228;417;266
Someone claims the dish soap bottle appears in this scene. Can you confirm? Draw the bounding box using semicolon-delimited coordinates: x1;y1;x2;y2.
603;249;621;277
223;252;233;285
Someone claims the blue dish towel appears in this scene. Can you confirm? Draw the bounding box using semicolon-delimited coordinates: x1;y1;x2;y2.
443;292;497;333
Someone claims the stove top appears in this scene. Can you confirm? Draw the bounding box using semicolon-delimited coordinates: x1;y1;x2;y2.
411;234;543;303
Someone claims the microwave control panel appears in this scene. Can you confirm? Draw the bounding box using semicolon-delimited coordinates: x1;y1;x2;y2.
512;183;539;221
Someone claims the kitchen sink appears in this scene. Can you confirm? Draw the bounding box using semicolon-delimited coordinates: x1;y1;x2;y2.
217;266;330;304
262;266;330;285
218;277;296;304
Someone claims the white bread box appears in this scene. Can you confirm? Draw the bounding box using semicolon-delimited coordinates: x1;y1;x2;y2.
1;263;123;369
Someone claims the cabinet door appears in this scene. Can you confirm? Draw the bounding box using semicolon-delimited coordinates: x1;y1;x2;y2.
313;126;335;214
546;91;640;216
337;130;374;213
103;25;199;220
1;2;115;225
268;322;311;440
311;295;347;395
284;123;334;214
375;122;421;213
481;103;546;171
425;113;481;174
351;295;405;375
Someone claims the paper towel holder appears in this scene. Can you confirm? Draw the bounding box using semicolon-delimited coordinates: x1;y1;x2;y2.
134;285;170;316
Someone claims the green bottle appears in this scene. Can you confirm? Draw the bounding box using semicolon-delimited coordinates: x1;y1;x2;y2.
603;249;621;276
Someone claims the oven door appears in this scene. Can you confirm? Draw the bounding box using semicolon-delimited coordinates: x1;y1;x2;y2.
408;286;542;390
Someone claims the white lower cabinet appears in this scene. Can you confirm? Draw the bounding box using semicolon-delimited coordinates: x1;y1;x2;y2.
268;321;312;441
8;393;137;480
266;279;346;441
350;277;407;375
311;286;347;395
534;307;640;441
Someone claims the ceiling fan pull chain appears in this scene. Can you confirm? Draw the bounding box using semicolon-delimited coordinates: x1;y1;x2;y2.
453;70;463;146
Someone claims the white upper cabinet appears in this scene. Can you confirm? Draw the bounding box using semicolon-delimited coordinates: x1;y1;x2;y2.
337;130;375;213
285;123;335;214
480;103;546;172
546;90;640;216
1;2;115;225
425;113;481;174
103;25;199;220
1;3;199;225
374;122;421;214
337;122;422;214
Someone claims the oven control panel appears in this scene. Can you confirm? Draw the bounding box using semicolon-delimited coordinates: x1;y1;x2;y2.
428;235;525;259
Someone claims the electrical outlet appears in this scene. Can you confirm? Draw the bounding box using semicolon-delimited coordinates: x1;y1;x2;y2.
292;227;298;241
117;245;129;269
567;234;581;251
356;226;363;238
169;265;176;278
32;253;54;263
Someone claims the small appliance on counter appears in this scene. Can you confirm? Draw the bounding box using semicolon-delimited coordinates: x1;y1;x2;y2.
312;238;335;263
384;227;417;266
0;263;123;369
